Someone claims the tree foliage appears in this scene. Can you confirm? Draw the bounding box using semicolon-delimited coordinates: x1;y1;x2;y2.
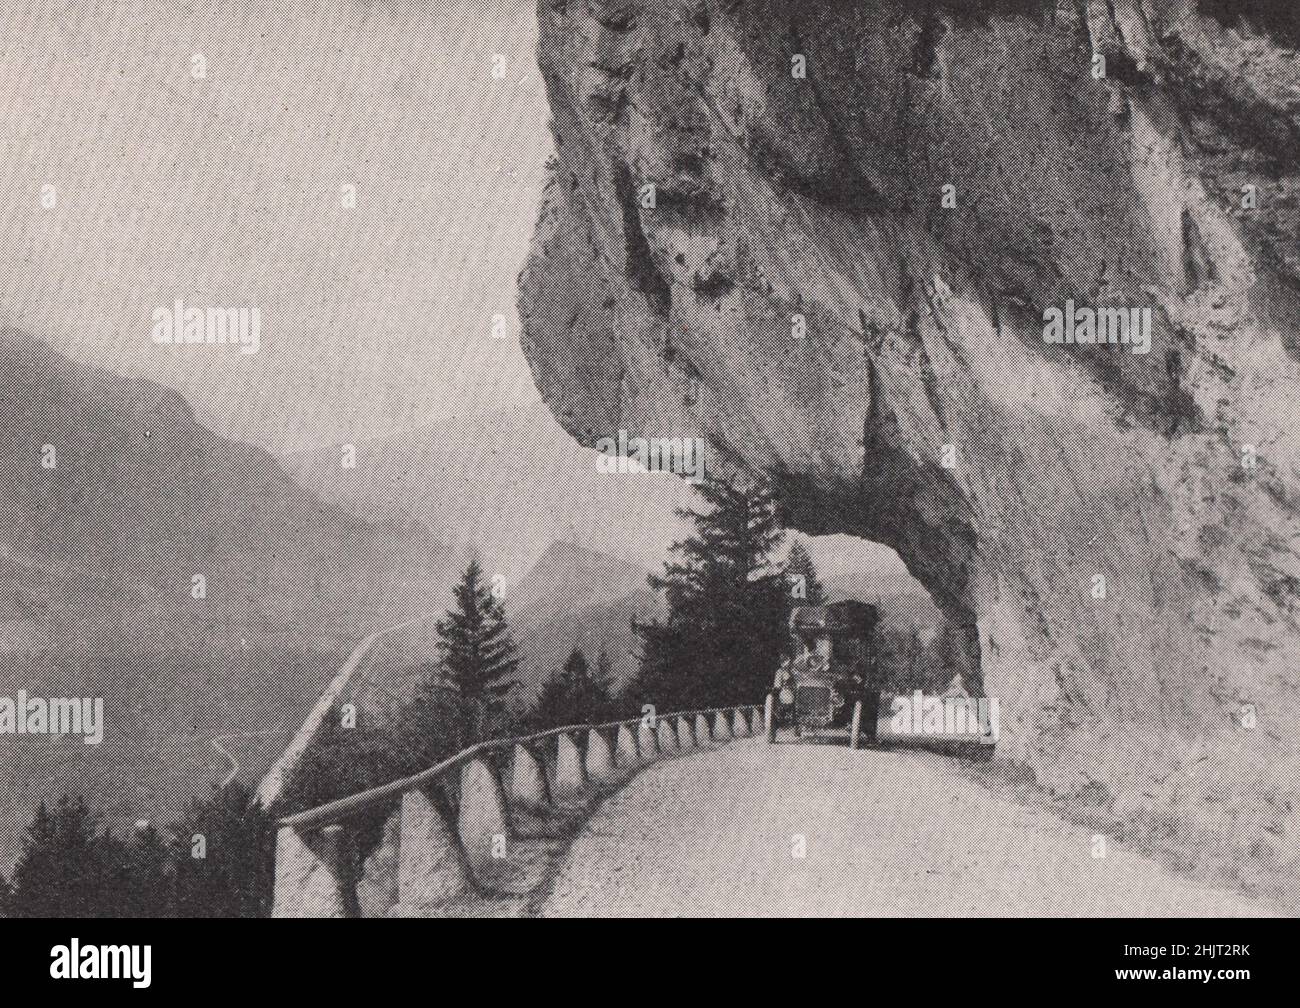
528;646;613;729
632;475;792;710
436;558;519;745
785;541;826;606
3;796;172;916
170;782;275;918
3;785;278;918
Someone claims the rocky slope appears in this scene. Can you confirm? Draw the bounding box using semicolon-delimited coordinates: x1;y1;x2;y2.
0;329;452;646
507;540;661;703
519;1;1300;887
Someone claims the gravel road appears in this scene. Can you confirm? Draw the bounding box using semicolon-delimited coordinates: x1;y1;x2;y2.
537;738;1275;917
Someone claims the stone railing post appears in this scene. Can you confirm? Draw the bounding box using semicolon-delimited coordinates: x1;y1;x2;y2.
509;743;550;811
272;823;358;918
272;700;770;914
750;707;764;736
585;727;618;782
638;718;659;757
458;758;510;878
392;786;472;916
616;723;639;766
554;730;588;795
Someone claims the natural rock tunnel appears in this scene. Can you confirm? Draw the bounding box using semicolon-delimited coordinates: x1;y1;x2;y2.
518;0;1300;875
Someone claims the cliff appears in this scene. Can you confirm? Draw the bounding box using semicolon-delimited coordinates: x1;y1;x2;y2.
519;0;1300;886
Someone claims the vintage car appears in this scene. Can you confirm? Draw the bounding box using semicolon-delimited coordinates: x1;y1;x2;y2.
766;600;880;748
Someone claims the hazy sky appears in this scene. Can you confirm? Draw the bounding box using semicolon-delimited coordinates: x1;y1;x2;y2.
0;0;915;584
0;0;550;452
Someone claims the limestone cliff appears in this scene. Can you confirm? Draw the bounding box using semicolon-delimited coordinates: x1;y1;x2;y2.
519;0;1300;888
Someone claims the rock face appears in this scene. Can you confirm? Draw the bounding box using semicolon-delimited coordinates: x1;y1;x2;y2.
520;0;1300;880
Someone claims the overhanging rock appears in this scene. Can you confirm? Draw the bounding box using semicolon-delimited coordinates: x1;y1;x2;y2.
520;1;1300;870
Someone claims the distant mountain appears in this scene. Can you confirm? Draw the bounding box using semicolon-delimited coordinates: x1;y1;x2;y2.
505;540;661;706
0;331;459;872
507;540;651;628
0;329;457;646
280;401;697;587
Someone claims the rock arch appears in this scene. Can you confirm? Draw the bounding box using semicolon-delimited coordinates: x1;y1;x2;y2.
520;0;1300;871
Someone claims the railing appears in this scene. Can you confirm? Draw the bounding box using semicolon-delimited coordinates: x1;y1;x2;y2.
271;703;766;916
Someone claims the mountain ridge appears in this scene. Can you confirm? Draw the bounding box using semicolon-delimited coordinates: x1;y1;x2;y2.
0;331;456;873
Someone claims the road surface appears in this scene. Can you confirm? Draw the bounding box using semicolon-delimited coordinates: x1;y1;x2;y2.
538;738;1274;917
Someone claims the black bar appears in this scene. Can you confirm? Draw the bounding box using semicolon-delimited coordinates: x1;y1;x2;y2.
0;920;1282;995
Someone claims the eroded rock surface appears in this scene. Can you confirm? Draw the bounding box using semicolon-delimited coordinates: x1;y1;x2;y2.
519;1;1300;882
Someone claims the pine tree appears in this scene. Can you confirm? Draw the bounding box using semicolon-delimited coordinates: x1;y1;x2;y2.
397;668;465;766
785;541;827;606
171;782;276;918
95;825;170;918
7;801;59;917
437;559;519;745
124;825;171;917
634;475;792;709
8;796;101;917
595;644;615;697
563;647;590;684
529;647;612;729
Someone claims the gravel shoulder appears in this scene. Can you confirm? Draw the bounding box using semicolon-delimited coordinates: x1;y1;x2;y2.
537;738;1277;917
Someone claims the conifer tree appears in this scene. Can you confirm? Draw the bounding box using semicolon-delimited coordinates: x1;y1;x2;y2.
785;541;827;607
529;646;612;728
595;644;615;696
634;476;791;709
437;558;519;744
101;824;171;918
8;796;102;917
171;782;276;918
